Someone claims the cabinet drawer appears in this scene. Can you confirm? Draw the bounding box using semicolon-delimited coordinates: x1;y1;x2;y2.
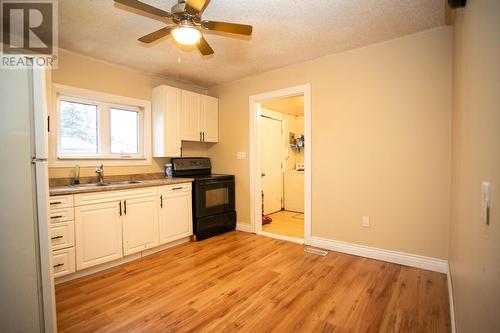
74;187;158;206
49;195;74;209
52;247;75;278
50;221;75;251
159;183;191;194
49;207;74;223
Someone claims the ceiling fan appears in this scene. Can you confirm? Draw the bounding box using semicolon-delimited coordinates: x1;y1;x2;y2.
114;0;253;55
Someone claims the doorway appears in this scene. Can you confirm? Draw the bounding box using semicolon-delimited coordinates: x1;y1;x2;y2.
249;84;311;244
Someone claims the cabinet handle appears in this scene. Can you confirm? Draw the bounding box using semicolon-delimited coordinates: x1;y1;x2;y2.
172;186;183;190
51;215;63;219
50;201;61;205
119;201;122;216
53;263;64;268
202;132;205;142
160;195;163;208
124;200;127;215
199;132;202;142
51;235;63;240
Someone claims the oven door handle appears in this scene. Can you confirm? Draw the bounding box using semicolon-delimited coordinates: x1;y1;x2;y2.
198;180;234;186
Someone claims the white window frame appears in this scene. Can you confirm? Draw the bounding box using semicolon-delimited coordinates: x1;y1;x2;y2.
49;84;152;167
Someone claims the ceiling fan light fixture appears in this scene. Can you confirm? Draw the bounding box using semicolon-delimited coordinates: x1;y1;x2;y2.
172;26;201;45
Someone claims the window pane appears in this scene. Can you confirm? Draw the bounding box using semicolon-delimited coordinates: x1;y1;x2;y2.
60;100;98;154
111;108;139;154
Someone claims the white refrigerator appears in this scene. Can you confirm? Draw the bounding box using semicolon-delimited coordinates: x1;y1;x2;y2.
0;67;57;332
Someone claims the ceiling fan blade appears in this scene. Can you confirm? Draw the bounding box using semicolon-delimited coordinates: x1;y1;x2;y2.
138;27;171;43
197;37;214;56
114;0;171;18
201;21;252;36
185;0;211;16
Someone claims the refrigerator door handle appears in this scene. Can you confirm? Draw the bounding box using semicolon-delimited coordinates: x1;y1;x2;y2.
31;157;48;164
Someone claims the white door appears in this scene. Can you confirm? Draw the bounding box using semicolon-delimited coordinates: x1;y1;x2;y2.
261;116;283;215
181;90;201;141
201;95;218;142
159;191;193;244
122;196;159;255
75;201;123;270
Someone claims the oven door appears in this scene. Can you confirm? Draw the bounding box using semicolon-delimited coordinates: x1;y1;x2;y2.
195;179;235;218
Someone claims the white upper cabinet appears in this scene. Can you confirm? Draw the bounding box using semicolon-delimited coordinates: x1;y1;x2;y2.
153;85;218;145
152;86;182;157
201;95;219;143
181;90;202;142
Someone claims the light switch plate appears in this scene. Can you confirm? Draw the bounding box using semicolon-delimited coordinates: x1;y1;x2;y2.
362;216;370;227
237;152;246;160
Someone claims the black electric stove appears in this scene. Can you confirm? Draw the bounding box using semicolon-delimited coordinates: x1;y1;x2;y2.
171;157;236;241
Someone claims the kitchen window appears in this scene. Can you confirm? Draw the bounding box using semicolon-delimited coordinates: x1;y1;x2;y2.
50;85;151;166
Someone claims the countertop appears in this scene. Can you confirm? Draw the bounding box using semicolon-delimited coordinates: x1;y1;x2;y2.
49;177;194;196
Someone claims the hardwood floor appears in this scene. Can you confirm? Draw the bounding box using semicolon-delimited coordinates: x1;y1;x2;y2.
263;210;304;238
56;232;450;332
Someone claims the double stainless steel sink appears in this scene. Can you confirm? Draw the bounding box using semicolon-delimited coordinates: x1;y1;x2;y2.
70;180;144;188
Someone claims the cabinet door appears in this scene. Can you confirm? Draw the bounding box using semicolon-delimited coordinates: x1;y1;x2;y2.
159;191;193;244
50;221;75;251
122;196;159;255
181;90;201;141
52;248;76;278
201;95;218;142
75;201;123;270
152;86;181;157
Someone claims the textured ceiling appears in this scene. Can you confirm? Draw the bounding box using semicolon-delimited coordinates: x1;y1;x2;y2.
58;0;445;87
262;96;304;116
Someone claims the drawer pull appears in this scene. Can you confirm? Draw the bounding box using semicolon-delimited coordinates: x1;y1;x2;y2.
50;201;62;205
51;235;63;240
51;215;63;219
53;263;64;268
172;186;183;190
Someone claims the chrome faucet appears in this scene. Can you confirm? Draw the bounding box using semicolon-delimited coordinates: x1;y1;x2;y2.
96;164;104;183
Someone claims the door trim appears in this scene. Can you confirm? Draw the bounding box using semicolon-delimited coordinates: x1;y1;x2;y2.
249;84;312;244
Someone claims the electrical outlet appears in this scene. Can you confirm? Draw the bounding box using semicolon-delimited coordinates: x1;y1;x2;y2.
237;152;246;160
362;216;370;228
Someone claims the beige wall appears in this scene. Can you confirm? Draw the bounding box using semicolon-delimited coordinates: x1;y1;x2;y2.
48;49;208;179
209;27;452;259
450;1;500;332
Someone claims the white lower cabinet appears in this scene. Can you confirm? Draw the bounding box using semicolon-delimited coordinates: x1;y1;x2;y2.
50;221;75;251
50;194;76;278
122;196;159;255
74;201;123;270
159;187;193;244
54;183;192;278
52;247;76;278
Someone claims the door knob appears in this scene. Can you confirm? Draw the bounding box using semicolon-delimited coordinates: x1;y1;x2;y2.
261;173;266;177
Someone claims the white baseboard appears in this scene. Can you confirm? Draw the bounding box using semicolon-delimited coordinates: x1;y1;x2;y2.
447;268;456;333
55;237;191;284
308;236;448;273
236;222;254;233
